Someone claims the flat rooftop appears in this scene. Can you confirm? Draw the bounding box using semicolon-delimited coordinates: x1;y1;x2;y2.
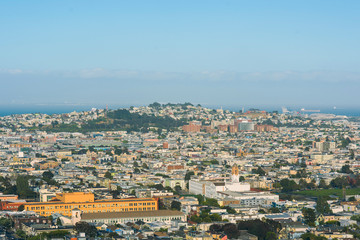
81;210;184;220
25;198;156;205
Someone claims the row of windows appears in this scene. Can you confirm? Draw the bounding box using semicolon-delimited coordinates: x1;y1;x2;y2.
31;207;157;216
27;202;156;211
91;216;183;224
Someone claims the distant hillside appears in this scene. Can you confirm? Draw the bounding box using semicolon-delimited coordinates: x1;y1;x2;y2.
37;109;187;133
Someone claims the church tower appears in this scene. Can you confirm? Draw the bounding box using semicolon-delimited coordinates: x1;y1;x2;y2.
231;164;240;183
71;208;81;225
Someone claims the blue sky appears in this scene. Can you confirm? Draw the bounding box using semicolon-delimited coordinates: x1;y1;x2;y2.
1;0;359;109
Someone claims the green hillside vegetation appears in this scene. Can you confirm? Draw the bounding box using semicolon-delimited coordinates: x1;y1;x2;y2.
295;188;360;198
37;109;187;133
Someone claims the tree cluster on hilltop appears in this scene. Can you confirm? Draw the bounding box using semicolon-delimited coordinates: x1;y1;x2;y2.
37;109;187;133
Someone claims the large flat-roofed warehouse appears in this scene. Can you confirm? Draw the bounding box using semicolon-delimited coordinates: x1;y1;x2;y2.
80;210;186;224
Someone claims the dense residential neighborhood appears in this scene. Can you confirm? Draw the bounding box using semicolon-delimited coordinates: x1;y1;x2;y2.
0;103;359;240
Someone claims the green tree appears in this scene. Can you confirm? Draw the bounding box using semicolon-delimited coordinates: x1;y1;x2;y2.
318;179;328;189
0;217;13;230
190;215;202;223
104;171;113;179
195;194;205;204
222;223;240;239
265;232;277;240
237;219;282;239
222;206;236;214
296;169;307;178
16;175;36;199
74;222;97;237
110;190;120;199
171;201;181;211
252;167;266;176
18;204;25;211
299;179;308;190
341;137;351;148
185;171;195;181
108;232;120;238
301;232;327;240
280;179;299;192
42;171;54;179
330;177;348;188
204;198;220;207
340;165;353;174
269;207;281;213
16;229;27;239
302;208;316;226
273;182;281;189
56;218;62;226
348;196;356;201
150;184;164;190
316;196;332;215
210;213;222;221
174;185;182;194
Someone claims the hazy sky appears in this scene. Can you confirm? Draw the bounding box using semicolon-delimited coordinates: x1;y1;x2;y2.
1;0;359;108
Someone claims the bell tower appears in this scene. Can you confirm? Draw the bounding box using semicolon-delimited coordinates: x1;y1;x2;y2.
231;164;240;182
71;208;82;225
